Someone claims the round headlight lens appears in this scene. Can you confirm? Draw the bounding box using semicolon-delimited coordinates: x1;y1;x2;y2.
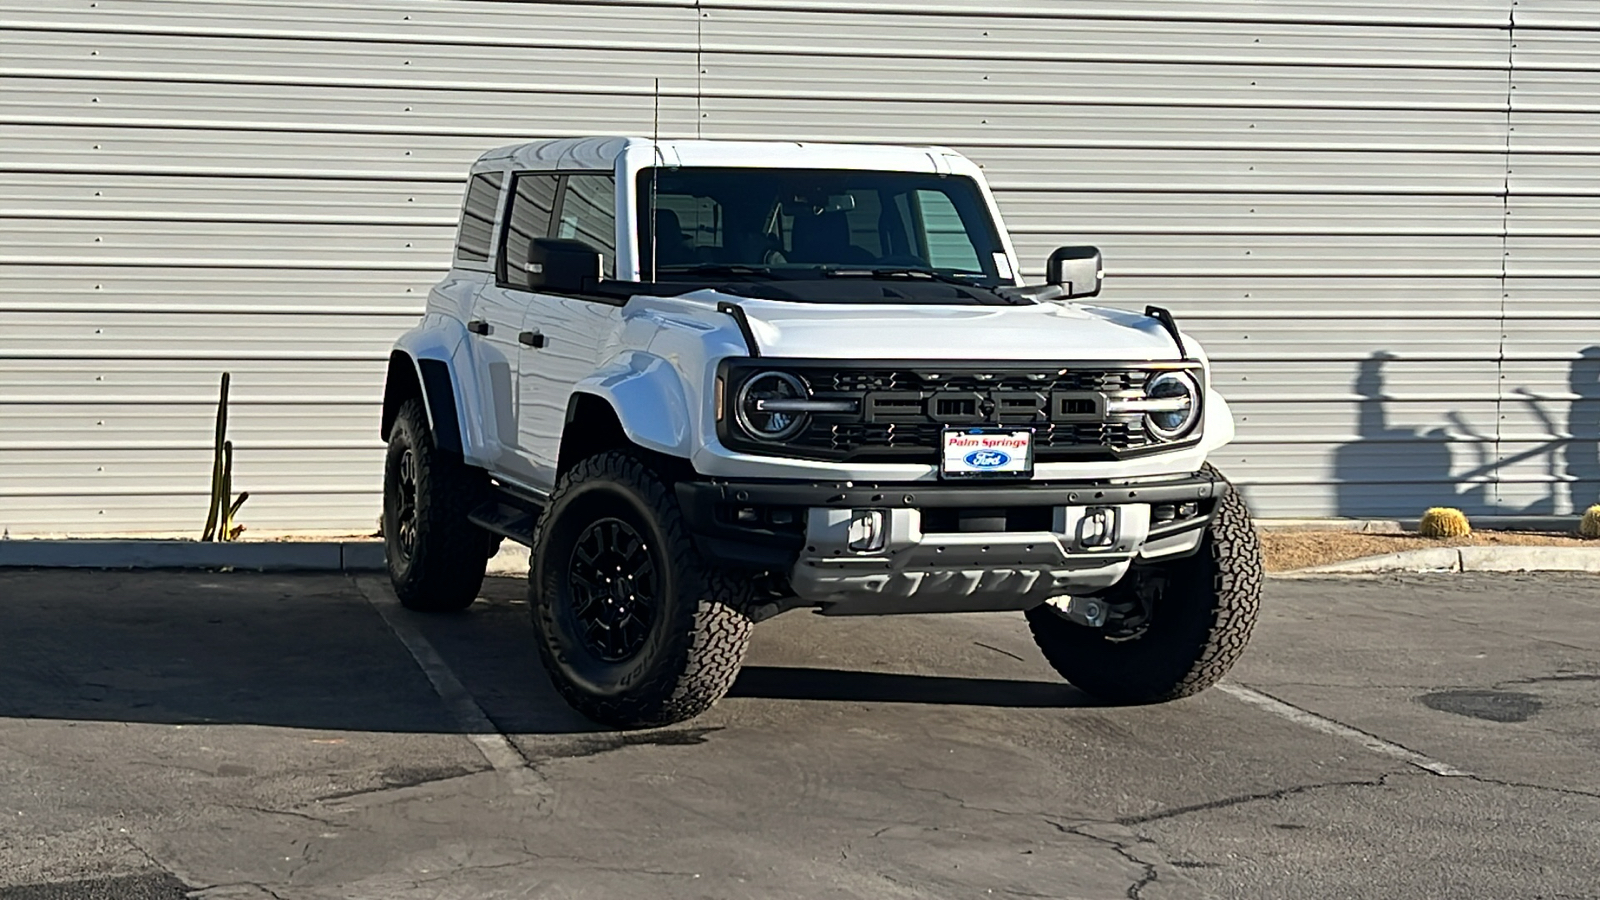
1144;371;1200;441
735;371;810;441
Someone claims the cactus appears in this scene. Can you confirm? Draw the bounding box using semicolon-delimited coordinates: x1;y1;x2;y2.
1419;507;1472;538
1581;505;1600;540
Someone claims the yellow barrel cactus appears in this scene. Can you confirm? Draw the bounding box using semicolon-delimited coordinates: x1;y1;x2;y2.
1581;505;1600;539
1419;507;1472;538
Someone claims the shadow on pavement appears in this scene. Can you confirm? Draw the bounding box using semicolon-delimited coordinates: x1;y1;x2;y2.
731;665;1093;708
0;570;1086;735
0;569;596;735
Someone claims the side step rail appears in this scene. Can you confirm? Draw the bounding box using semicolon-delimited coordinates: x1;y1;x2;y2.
466;484;546;547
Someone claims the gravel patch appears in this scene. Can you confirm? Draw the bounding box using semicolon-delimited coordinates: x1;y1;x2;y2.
1261;529;1597;573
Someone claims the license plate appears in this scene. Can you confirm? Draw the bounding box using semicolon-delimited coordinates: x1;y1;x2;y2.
940;427;1034;479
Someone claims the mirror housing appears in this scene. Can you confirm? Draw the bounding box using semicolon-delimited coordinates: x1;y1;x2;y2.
524;238;602;294
1045;246;1103;299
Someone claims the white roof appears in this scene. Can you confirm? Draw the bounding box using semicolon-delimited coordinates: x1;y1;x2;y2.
472;137;968;174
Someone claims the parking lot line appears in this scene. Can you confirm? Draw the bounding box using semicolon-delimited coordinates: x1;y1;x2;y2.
350;575;551;801
1217;682;1472;777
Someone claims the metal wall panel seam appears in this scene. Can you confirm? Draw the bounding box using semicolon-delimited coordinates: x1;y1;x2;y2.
1491;0;1516;507
697;1;1513;28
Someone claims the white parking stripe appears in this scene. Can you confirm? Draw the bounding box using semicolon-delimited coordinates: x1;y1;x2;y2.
352;576;551;800
1217;682;1472;778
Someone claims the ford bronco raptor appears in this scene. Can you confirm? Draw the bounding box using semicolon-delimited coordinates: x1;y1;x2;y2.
381;137;1262;728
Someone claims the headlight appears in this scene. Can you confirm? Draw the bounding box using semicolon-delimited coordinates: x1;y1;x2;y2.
1143;371;1201;441
735;371;810;441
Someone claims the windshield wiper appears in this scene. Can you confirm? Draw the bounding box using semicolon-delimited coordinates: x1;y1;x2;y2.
820;266;982;286
656;263;777;279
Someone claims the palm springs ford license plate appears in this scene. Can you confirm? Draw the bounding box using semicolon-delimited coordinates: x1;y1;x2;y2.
940;427;1034;479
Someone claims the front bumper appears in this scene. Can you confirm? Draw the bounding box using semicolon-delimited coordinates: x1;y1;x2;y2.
675;471;1225;615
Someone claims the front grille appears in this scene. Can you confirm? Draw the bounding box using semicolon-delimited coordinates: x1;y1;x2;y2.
723;361;1197;463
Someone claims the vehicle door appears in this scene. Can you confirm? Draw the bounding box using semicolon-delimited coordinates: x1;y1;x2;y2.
515;172;622;491
471;171;560;485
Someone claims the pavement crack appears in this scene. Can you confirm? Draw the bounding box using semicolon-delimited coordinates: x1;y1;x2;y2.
121;832;187;887
1113;773;1395;825
973;641;1027;662
1494;672;1600;688
1046;821;1159;899
881;775;1034;819
1457;774;1600;801
226;803;340;826
526;726;723;762
408;857;537;886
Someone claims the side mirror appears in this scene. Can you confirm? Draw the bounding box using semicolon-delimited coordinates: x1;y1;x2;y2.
1045;246;1103;299
524;238;601;294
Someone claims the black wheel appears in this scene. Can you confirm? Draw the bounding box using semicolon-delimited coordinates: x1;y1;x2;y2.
1026;466;1263;704
529;451;752;728
383;398;489;612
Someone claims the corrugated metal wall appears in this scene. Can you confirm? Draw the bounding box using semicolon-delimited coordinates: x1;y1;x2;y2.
1;0;1595;536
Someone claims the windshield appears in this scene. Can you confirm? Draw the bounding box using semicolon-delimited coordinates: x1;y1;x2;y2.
636;168;1011;287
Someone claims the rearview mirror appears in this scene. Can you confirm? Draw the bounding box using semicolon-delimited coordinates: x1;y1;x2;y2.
1045;246;1103;299
524;238;602;294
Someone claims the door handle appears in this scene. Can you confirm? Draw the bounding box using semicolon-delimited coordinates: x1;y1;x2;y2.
518;330;546;349
466;319;491;336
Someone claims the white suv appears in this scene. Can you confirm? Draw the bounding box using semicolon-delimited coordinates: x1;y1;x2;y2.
380;137;1263;728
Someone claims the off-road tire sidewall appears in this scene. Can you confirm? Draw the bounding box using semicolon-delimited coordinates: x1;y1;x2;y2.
1026;464;1264;704
382;398;488;612
530;451;753;728
535;480;682;696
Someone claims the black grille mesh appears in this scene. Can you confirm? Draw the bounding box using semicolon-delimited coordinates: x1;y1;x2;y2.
731;364;1177;462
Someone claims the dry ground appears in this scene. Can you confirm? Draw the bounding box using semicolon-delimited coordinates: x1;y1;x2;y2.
1260;528;1597;572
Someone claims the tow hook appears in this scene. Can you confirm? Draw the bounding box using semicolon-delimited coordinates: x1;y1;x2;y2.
1046;595;1108;628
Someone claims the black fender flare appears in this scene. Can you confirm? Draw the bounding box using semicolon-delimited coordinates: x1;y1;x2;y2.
382;352;464;454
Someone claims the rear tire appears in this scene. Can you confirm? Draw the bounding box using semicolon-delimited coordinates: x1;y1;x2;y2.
529;451;752;728
382;398;489;612
1026;466;1263;703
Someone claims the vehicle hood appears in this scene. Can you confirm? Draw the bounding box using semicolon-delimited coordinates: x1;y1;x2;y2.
682;291;1187;361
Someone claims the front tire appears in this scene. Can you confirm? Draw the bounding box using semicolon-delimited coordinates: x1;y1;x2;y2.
383;398;489;612
529;451;753;729
1026;466;1263;704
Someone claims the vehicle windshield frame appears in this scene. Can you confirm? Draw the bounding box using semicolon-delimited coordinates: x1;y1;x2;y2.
634;167;1011;291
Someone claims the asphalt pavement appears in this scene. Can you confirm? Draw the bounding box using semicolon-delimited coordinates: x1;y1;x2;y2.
0;568;1596;899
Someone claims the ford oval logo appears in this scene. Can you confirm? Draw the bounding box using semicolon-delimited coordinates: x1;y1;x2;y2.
965;449;1011;468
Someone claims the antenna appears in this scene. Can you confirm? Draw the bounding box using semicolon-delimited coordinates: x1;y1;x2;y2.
650;77;661;284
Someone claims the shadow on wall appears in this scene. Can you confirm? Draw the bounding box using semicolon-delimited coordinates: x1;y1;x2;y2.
1334;348;1600;517
1571;347;1600;511
1334;351;1461;516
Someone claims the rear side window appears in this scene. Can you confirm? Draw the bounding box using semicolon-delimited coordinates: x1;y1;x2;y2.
500;173;560;289
914;189;983;272
455;172;503;264
556;174;617;278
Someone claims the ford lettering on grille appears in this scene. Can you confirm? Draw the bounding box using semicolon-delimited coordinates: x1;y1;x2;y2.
965;449;1011;468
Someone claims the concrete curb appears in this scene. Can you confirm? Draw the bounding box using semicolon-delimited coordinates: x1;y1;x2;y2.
1280;545;1600;577
0;539;387;572
0;539;538;575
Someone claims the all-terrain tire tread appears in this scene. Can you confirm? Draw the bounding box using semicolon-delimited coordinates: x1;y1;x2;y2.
385;398;489;612
530;451;752;728
1026;463;1263;704
1160;463;1264;698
